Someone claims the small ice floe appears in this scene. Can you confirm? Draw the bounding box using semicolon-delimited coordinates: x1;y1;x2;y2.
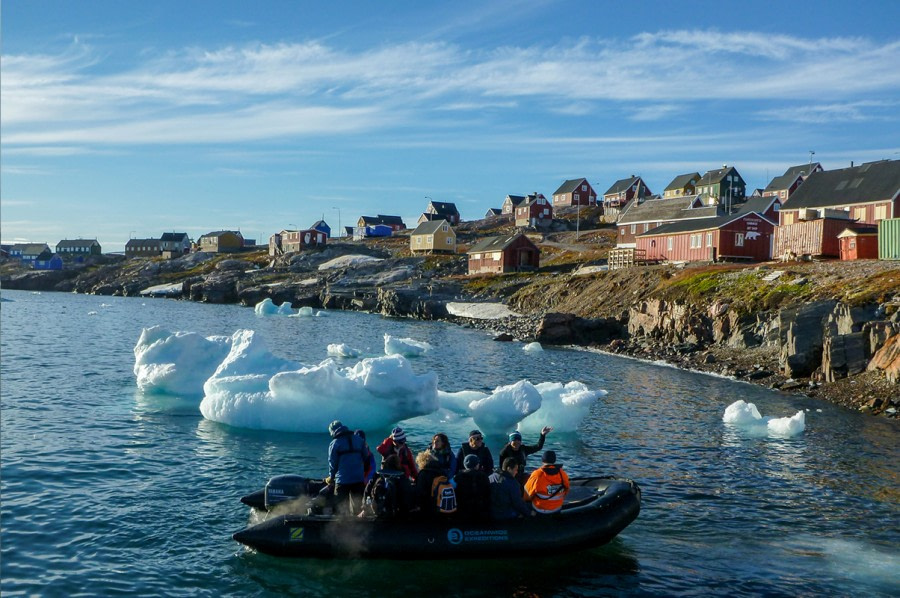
254;298;295;316
523;342;544;353
384;334;432;357
87;311;98;316
290;306;324;317
327;343;361;358
723;400;806;438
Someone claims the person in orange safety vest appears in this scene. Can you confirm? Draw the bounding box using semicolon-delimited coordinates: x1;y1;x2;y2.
524;450;570;513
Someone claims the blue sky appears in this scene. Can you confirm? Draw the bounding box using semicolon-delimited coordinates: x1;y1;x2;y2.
3;0;899;251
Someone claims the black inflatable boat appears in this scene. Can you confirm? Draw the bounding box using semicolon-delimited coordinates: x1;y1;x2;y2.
233;476;640;559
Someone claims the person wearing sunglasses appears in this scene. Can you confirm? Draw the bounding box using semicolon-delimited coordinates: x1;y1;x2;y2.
454;429;494;476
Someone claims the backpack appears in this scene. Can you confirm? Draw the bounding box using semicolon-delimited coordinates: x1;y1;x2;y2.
431;475;457;514
372;475;398;517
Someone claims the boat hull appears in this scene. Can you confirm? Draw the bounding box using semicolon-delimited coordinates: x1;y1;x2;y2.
233;478;640;559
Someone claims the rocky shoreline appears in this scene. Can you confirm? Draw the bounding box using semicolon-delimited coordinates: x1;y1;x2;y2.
3;245;898;418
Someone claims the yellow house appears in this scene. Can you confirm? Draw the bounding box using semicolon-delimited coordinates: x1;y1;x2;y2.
410;219;456;254
198;230;244;253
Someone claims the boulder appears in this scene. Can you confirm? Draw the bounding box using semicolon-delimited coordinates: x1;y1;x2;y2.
536;312;624;345
778;300;837;377
822;331;869;382
867;333;900;384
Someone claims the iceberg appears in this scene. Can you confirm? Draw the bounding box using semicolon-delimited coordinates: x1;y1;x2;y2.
254;298;295;315
384;334;432;357
517;382;606;434
723;400;806;438
133;326;232;395
327;343;361;358
523;342;544;353
468;380;543;432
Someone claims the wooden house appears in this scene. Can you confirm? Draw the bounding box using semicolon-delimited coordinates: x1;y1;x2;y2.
311;220;332;238
763;163;823;201
879;218;900;260
125;238;162;258
56;239;102;256
421;200;460;225
410;220;456;254
198;231;243;253
695;166;746;209
663;173;701;199
281;229;327;253
552;178;596;207
515;194;553;228
636;210;776;263
838;226;879;260
34;252;63;270
779;160;900;226
17;243;52;265
357;215;406;231
603;176;652;214
159;232;191;254
353;224;393;240
773;215;852;259
484;208;503;218
616;195;720;247
467;232;540;275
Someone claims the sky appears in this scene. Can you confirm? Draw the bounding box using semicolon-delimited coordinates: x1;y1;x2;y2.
2;0;899;251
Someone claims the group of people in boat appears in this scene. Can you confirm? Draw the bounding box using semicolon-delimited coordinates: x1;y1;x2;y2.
323;421;570;521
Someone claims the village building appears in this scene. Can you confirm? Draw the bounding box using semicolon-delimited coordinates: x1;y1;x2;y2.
615;195;721;247
695;166;746;209
484;208;503;218
198;230;244;253
663;173;701;199
636;208;776;263
602;176;652;217
774;213;853;259
125;238;162;258
838;226;879;260
515;193;553;228
159;232;191;254
552;178;596;207
34;251;63;271
357;215;406;231
419;200;460;225
280;229;327;253
779;160;900;226
410;219;456;254
56;239;102;257
310;220;331;238
763;162;823;201
10;243;50;265
353;224;393;240
501;193;545;215
467;232;540;275
879;218;900;260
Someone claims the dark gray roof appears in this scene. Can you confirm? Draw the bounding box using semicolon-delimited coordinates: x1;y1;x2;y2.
376;214;405;226
552;178;588;195
199;230;242;239
310;220;330;229
57;239;100;248
664;173;700;192
781;160;900;210
20;243;50;255
697;167;734;185
604;176;641;196
159;232;188;242
412;219;452;235
504;194;527;207
735;195;779;216
637;210;773;237
617;195;719;225
428;201;459;216
126;238;161;249
485;208;502;217
783;162;822;179
467;232;533;254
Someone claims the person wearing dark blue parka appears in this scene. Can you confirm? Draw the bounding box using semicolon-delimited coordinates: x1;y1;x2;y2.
326;420;367;514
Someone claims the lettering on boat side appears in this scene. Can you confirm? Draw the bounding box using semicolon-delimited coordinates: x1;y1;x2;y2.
289;527;304;542
447;528;509;545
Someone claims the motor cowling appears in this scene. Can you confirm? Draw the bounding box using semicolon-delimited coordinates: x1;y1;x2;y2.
264;474;311;510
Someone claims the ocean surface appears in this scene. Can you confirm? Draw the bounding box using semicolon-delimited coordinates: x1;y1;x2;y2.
1;289;897;597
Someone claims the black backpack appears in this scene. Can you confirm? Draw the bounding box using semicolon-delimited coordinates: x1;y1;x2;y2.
372;475;399;517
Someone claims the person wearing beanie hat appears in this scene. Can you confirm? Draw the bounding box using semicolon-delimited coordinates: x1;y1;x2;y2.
376;426;418;481
498;426;553;487
524;448;569;514
453;453;491;522
326;421;367;514
454;429;494;476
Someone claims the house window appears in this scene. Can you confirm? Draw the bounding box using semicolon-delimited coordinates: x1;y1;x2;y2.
574;193;579;202
620;228;624;236
582;185;587;192
690;234;701;249
667;237;673;251
875;205;887;220
853;207;866;220
416;237;422;246
850;240;856;249
735;233;745;247
442;224;448;232
706;232;713;247
446;237;452;245
492;252;502;261
427;236;433;244
630;224;636;234
783;212;794;225
644;223;649;232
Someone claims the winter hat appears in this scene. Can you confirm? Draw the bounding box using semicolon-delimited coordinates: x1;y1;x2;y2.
464;454;480;470
542;450;557;464
509;432;522;442
391;427;406;443
468;429;483;439
354;429;366;440
328;420;348;438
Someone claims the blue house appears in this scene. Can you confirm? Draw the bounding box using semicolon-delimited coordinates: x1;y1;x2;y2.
352;225;393;240
34;251;63;270
311;220;331;238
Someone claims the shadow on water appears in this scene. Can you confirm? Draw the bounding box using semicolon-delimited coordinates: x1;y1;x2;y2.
229;539;642;597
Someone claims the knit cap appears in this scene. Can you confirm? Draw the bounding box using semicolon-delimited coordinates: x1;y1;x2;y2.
542;450;557;464
509;431;522;442
391;427;406;442
464;454;480;470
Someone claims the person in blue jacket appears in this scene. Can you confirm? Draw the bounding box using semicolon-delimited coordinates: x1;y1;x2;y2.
426;432;457;478
490;458;535;520
326;420;367;514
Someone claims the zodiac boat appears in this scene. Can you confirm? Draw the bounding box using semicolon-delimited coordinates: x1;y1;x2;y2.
233;475;640;559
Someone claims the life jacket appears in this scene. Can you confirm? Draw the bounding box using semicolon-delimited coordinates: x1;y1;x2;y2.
525;465;569;513
431;475;457;515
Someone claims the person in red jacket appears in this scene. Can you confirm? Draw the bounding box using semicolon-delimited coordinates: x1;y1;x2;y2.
524;451;570;514
376;427;418;481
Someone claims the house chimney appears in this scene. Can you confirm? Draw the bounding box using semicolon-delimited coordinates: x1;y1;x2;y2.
851;161;854;167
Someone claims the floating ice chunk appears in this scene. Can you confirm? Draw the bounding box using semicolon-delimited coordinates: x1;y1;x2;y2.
723;400;806;438
469;380;542;432
327;343;361;358
523;342;543;353
254;298;295;315
87;311;98;316
518;381;607;434
384;334;432;357
200;353;438;433
439;389;489;414
133;326;232;395
292;306;316;317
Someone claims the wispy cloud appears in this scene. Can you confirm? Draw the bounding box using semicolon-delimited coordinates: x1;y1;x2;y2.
756;100;900;124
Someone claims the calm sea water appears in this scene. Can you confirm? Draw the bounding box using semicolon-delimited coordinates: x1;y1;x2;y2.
1;289;897;597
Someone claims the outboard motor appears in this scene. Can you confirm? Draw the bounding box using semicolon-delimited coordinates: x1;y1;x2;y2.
264;475;311;510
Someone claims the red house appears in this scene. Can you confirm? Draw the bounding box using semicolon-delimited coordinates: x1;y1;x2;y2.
636;211;776;263
515;194;553;228
467;232;540;275
838;226;879;260
552;178;596;207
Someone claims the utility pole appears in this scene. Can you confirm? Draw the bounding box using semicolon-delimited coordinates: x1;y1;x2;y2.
332;207;341;238
808;150;815;174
